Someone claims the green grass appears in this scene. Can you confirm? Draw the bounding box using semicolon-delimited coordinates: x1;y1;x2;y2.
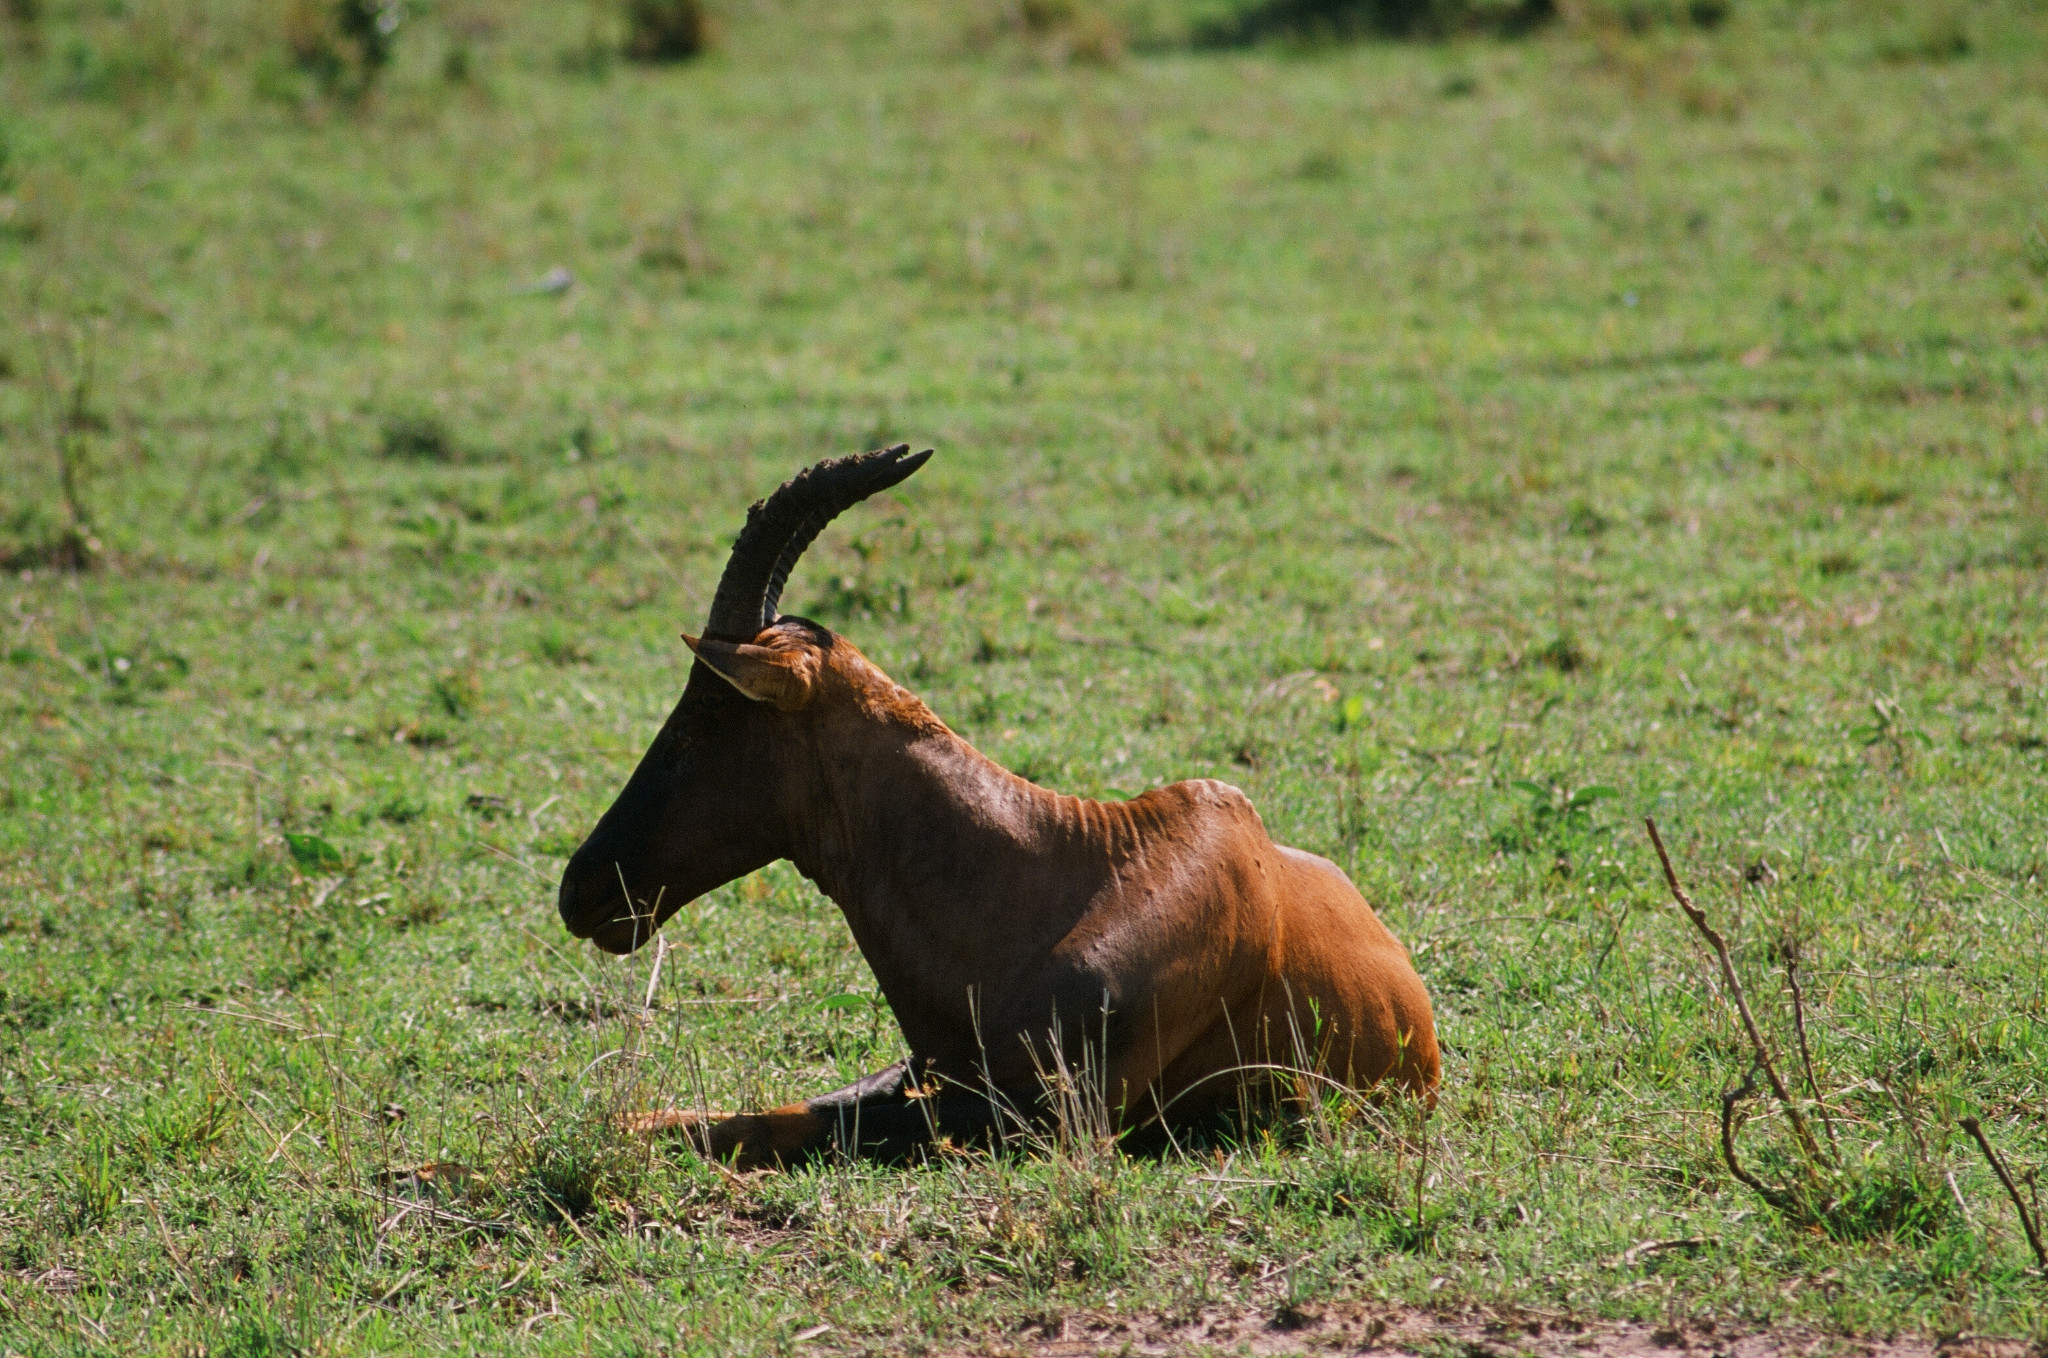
2;0;2046;1351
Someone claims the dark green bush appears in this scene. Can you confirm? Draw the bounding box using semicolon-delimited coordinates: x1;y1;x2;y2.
1193;0;1554;44
1158;0;1733;45
283;0;400;99
379;412;455;462
623;0;707;62
1574;0;1729;29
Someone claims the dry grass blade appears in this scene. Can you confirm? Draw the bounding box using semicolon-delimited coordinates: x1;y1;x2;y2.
350;1186;518;1235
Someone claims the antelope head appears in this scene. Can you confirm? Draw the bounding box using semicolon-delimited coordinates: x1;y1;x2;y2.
556;445;932;955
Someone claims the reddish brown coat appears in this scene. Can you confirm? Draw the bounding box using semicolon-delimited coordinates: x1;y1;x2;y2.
557;449;1438;1168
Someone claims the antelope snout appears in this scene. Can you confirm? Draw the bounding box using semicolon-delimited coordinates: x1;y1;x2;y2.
557;850;661;954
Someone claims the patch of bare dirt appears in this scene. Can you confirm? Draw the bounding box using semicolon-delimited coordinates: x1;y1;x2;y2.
938;1303;2043;1358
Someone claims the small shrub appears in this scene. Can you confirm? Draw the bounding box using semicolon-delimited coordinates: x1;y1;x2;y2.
1564;498;1610;536
1876;9;1968;64
1294;1146;1397;1216
0;527;100;573
1194;0;1553;45
623;0;707;63
535;625;594;666
1532;632;1589;673
1018;0;1075;30
53;4;198;104
375;794;425;825
104;644;190;703
1063;9;1126;63
0;201;31;243
283;0;401;99
984;0;1126;64
557;32;613;79
1295;149;1345;179
380;411;455;461
430;668;481;719
810;573;909;623
393;720;451;748
1560;0;1728;31
1494;778;1618;854
636;210;715;275
1816;548;1859;577
532;831;581;858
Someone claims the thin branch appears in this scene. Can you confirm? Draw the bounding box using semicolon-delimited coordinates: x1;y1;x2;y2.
1646;818;1830;1174
1960;1116;2048;1269
1718;1065;1801;1215
1785;953;1840;1157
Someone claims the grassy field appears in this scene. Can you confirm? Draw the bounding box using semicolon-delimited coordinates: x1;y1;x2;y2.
3;0;2047;1352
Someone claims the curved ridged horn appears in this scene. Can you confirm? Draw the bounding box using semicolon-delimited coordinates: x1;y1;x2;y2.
702;444;933;640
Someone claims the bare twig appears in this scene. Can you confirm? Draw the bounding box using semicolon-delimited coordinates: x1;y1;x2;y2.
30;312;100;541
1960;1116;2048;1269
1718;1066;1801;1214
1784;953;1840;1157
1946;1168;1975;1226
1646;818;1829;1174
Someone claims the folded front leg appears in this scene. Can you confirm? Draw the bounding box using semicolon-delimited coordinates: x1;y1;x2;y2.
631;1061;1029;1169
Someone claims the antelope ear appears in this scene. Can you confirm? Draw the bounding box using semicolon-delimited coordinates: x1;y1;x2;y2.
683;634;818;710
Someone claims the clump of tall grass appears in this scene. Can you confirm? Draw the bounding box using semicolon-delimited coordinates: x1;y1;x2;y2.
511;1100;651;1222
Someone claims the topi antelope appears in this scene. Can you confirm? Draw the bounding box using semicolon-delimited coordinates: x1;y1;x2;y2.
557;447;1439;1167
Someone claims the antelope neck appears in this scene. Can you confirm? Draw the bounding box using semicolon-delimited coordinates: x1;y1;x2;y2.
779;707;1139;1020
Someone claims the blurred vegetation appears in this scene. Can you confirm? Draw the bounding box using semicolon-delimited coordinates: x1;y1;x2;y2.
623;0;709;63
